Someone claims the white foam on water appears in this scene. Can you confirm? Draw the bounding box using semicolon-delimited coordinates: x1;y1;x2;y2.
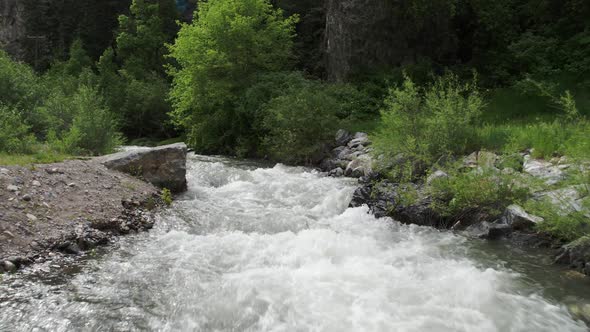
0;154;586;332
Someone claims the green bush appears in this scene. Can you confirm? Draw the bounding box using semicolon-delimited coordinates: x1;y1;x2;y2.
0;51;42;111
527;198;590;242
168;0;298;154
372;73;484;177
261;83;341;164
50;86;122;155
0;105;37;154
429;168;530;219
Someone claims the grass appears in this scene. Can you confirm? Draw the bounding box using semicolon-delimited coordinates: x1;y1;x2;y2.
0;147;70;166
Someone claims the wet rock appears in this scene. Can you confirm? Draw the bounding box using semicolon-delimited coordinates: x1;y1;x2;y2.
465;221;512;240
345;156;372;178
329;167;344;177
555;236;590;274
100;143;188;193
335;129;353;146
21;194;32;201
502;205;543;230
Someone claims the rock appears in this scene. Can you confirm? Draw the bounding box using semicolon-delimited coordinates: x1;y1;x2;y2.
26;213;37;222
45;168;63;174
328;167;344;177
478;151;498;169
21;194;31;201
0;168;9;175
344;156;372;178
502;205;543;230
67;182;77;187
347;132;370;148
99;143;188;193
3;230;15;238
535;186;588;217
463;151;498;169
335;129;353;146
555;236;590;274
523;155;565;185
465;221;512;240
426;170;448;185
7;184;19;192
31;180;41;187
2;260;17;273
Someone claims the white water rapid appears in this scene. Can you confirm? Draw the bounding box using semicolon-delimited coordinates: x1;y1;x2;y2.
0;154;587;331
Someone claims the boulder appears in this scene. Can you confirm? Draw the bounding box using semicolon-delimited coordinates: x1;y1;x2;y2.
344;155;372;178
535;186;589;217
523;155;565;185
464;221;512;240
100;143;188;193
554;236;590;275
335;129;353;146
347;132;370;148
502;204;544;230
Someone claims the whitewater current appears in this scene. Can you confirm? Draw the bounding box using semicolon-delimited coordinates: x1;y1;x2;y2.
0;154;587;331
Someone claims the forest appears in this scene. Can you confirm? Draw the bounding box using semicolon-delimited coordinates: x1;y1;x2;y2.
0;0;589;240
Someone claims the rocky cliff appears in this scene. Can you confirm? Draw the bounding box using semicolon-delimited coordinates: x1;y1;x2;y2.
0;0;25;59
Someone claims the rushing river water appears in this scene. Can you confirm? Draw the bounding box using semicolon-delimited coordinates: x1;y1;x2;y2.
1;154;590;331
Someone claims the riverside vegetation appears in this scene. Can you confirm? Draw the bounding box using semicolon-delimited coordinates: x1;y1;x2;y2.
1;1;589;265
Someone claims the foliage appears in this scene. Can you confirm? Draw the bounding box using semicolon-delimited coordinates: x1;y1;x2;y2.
161;188;173;206
168;0;298;154
372;73;484;178
49;86;122;156
0;51;42;112
0;105;37;154
428;168;530;218
97;0;177;140
528;198;590;242
261;82;341;164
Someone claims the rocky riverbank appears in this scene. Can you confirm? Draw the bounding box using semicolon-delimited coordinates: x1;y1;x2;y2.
319;130;590;278
0;144;187;273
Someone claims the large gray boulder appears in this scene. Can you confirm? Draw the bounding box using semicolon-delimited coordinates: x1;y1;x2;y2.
100;143;188;193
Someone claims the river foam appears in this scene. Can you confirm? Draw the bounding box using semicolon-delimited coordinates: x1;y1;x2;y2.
0;154;586;331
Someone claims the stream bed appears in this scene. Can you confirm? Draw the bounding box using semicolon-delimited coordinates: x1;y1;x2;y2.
1;154;590;331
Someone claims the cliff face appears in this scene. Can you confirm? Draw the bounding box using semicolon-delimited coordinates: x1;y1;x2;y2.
0;0;26;59
324;0;457;81
325;0;404;81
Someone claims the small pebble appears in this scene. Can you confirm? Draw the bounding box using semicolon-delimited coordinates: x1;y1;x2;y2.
22;194;32;202
26;213;38;222
32;180;41;187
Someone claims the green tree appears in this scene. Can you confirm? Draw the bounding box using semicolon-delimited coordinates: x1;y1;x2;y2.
98;0;178;139
168;0;298;154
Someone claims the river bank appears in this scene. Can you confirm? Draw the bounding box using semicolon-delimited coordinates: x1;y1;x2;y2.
318;129;590;279
0;144;187;273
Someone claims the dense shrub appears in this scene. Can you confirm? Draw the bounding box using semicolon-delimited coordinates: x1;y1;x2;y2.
428;168;530;219
0;105;36;154
372;73;484;177
261;83;341;164
168;0;298;154
49;86;122;156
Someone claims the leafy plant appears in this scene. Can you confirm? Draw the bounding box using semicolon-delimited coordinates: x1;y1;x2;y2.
161;188;173;206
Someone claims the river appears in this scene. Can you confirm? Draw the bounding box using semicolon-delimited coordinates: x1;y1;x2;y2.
1;154;589;331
